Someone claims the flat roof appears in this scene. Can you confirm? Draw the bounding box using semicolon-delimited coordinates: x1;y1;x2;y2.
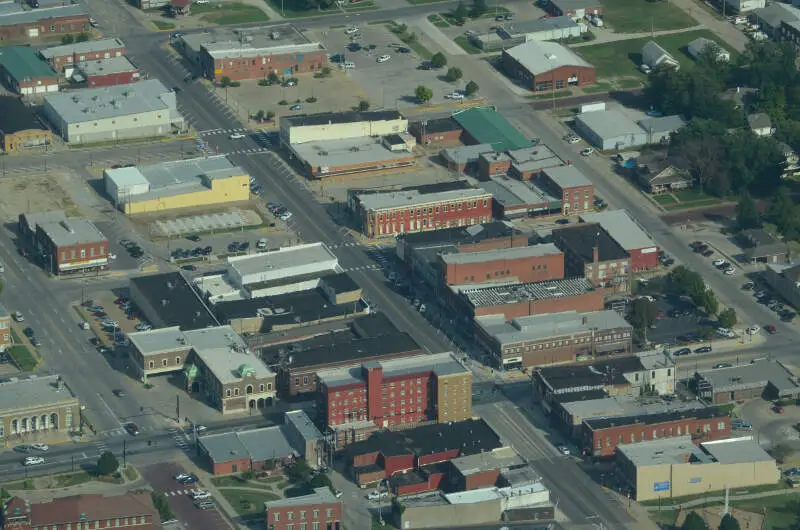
0;3;86;27
283;109;402;128
505;40;592;77
553;223;629;262
441;243;560;265
507;145;564;173
357;187;490;212
576;109;644;141
228;243;338;282
410;116;462;134
0;374;77;411
200;424;296;463
542;165;592;189
584;406;724;430
130;272;218;331
579;210;656;251
317;352;467;388
0;96;46;133
265;487;337;510
193;342;274;385
696;360;799;394
501;16;578;36
38;217;106;247
1;46;56;80
550;0;602;10
291;136;412;170
398;221;520;249
476;310;632;346
452;107;532;151
702;437;774;464
41;38;126;59
537;356;644;391
45;79;175;124
637;114;687;135
450;446;524;476
617;436;702;467
128;326;188;357
481;175;553;209
458;277;595;308
285;409;323;442
321;272;360;294
79;56;137;76
179;24;317;59
440;143;495;164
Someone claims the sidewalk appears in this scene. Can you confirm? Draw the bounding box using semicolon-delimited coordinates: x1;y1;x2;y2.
570;24;704;47
5;468;148;503
644;486;800;512
175;452;245;530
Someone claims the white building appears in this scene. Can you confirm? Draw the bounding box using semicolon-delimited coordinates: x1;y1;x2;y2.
687;37;730;62
42;79;185;144
642;41;680;71
575;109;648;150
727;0;765;12
279;110;407;146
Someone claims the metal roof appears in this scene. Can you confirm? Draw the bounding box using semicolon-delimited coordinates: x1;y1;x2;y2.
475;310;631;345
695;360;799;394
1;46;56;81
452;107;532;151
500;16;579;37
41;38;126;59
575;109;644;141
549;0;602;11
0;3;87;26
636;115;687;135
504;40;592;76
481;175;551;208
78;56;138;76
542;165;591;189
227;242;338;281
440;143;495;164
291;136;412;170
579;209;656;251
200;424;296;463
194;344;274;385
702;437;775;464
357;187;490;212
441;243;560;265
38;218;106;247
0;374;78;412
458;277;595;308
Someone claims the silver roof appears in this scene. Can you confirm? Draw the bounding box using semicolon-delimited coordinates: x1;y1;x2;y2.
41;38;125;59
184;325;274;384
0;375;78;412
576;109;645;141
45;79;176;124
501;16;579;36
78;56;137;76
440;143;494;164
39;218;106;247
227;242;337;280
0;3;86;26
450;446;524;476
357;187;491;211
441;243;561;265
481;175;551;208
504;40;591;76
181;24;319;60
702;437;774;464
458;277;595;308
201;424;296;463
475;310;632;345
617;436;701;466
637;115;687;135
128;326;187;357
580;210;656;250
542;165;592;189
696;360;798;393
291;136;412;171
317;352;467;388
265;487;337;510
285;409;323;442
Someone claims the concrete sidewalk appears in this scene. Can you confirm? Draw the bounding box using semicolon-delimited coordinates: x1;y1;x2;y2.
644;486;800;512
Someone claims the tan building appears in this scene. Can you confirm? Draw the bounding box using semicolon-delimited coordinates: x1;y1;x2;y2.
0;374;81;444
0;96;53;153
617;436;780;501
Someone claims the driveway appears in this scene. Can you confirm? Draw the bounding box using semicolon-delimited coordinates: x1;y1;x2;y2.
739;399;800;456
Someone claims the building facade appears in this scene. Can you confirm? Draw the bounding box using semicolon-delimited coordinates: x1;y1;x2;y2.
501;41;596;93
2;493;158;530
0;46;58;96
200;42;327;82
265;488;343;530
0;375;81;444
552;223;631;290
539;166;595;215
0;96;52;152
41;37;127;71
280;110;407;146
0;5;89;43
19;211;108;275
80;57;141;88
579;210;659;271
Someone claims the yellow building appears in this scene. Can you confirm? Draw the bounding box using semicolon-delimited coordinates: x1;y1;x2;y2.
617;436;780;501
1;374;82;445
103;155;250;215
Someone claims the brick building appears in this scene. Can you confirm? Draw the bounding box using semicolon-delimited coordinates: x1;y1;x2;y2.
582;407;731;457
0;96;52;152
448;446;525;491
552;223;631;290
694;360;800;404
2;493;158;530
439;243;564;287
78;56;140;88
40;38;126;72
396;221;526;264
0;4;89;43
18;211;108;275
502;40;595;93
475;310;633;370
409;117;463;146
539;166;594;215
265;488;343;530
0;46;58;96
580;210;659;271
317;352;473;448
546;0;602;17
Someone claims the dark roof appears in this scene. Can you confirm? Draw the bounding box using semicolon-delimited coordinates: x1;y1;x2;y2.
0;96;46;134
284;110;402;128
385;133;405;146
553;223;629;262
398;221;521;250
410;117;463;135
351;312;399;339
261;331;421;369
214;288;365;332
537;356;644;391
353;180;472;199
420;461;451;475
584;406;725;431
130;272;218;331
551;389;609;404
321;273;360;294
741;228;779;247
345;419;501;460
390;469;428;487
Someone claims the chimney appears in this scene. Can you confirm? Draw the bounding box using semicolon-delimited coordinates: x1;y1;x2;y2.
593;231;600;264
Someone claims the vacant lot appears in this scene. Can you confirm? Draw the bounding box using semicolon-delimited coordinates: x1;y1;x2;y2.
603;0;696;32
575;29;727;80
192;2;269;24
0;172;81;222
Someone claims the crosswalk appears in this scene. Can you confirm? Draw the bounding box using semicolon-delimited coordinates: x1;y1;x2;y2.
228;147;271;156
164;488;198;497
198;127;249;136
343;264;382;272
328;242;361;249
94;439;109;454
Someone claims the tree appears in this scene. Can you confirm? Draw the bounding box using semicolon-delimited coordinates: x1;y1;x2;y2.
444;67;463;82
414;85;433;103
682;511;709;530
219;76;232;88
696;289;719;315
286;459;312;483
96;451;119;475
718;308;737;328
267;71;280;85
309;473;332;489
75;32;90;43
736;194;761;230
464;80;479;96
453;0;468;20
718;513;741;530
151;492;173;522
470;0;488;17
430;52;447;69
254;110;265;122
358;99;371;111
629;298;657;331
266;110;275;120
61;34;74;45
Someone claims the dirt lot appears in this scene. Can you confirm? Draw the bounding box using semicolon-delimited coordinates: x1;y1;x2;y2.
0;172;82;222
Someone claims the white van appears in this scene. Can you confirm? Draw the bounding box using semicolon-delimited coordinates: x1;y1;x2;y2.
343;61;355;69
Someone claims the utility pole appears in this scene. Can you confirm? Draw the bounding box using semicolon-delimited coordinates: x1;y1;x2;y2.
123;439;127;468
176;395;181;422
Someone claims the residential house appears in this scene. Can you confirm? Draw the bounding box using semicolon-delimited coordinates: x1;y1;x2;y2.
748;113;774;136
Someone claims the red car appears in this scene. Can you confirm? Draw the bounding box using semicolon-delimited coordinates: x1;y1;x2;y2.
765;325;777;334
656;311;665;319
774;406;785;414
114;297;128;305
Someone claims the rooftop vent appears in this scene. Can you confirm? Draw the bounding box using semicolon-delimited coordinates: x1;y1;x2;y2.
161;299;169;307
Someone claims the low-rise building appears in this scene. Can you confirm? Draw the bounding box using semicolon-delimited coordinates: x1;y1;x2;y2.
739;228;789;264
77;56;140;88
2;493;158;530
0;46;58;96
499;17;586;43
687;37;730;62
633;152;693;194
0;95;52;152
0;303;10;351
449;446;526;491
506;145;565;180
396;220;525;264
40;37;127;72
748;113;773;136
104;155;250;215
546;0;602;18
318;352;472;448
617;436;780;501
694;360;800;404
764;261;800;309
553;223;631;290
441;144;495;173
579;210;659;271
726;0;765;12
0;374;81;444
18;210;108;275
540;165;594;215
575;109;648;150
440;244;564;287
502;40;595;92
129;272;218;332
754;3;800;38
290;134;415;179
637;114;687;145
42;78;185;144
280;109;406;146
264;488;343;530
408;117;463;146
0;3;88;42
482;175;561;219
452;107;532;152
475;310;633;370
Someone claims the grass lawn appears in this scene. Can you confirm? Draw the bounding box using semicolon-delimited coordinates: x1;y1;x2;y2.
218;489;280;516
54;472;95;488
575;29;727;81
211;476;250;488
674;188;717;202
653;194;678;205
664;198;722;210
602;0;696;32
440;6;508;24
124;466;139;481
618;78;644;88
267;0;374;17
255;476;284;484
192;3;269;24
386;23;432;59
408;0;449;4
9;345;37;372
527;90;572;100
453;35;482;54
1;480;33;491
152;20;175;30
582;82;612;93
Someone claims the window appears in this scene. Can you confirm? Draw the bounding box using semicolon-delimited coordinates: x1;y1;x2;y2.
148;361;154;369
303;375;309;385
176;356;181;365
288;512;294;521
234;388;240;396
274;513;280;522
260;384;265;392
300;511;306;520
226;389;232;397
162;359;168;367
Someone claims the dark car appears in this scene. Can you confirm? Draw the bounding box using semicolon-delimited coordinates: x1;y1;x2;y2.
179;474;198;484
238;242;250;251
182;264;197;271
347;43;361;52
30;337;41;347
186;235;201;242
112;389;125;397
23;327;34;338
554;219;570;225
228;242;239;252
397;46;411;53
418;61;432;70
90;337;101;346
202;246;213;255
124;423;140;436
702;250;714;257
694;346;713;353
673;347;691;356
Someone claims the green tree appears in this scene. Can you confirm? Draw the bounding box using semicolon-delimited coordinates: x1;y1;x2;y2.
766;187;800;239
718;513;741;530
629;298;657;332
453;0;468;20
430;52;447;69
696;289;719;315
61;34;74;45
96;451;119;475
266;110;275;120
444;67;463;82
414;85;433;103
219;76;232;88
718;308;737;328
286;459;312;483
464;80;479;96
150;492;173;522
267;71;280;85
254;109;265;122
309;473;332;489
358;99;371;111
470;0;488;17
736;193;761;230
75;32;90;43
682;511;708;530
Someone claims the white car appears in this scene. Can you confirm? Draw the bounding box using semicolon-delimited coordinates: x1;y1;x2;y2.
24;456;45;466
13;311;23;322
637;295;655;303
229;133;246;140
280;212;293;221
445;92;464;100
195;0;209;3
556;444;570;456
712;258;727;267
88;17;98;26
367;490;388;501
190;490;211;500
716;327;735;338
30;443;49;452
257;238;268;250
747;325;761;335
639;64;651;74
377;54;391;63
344;27;359;35
0;263;5;273
567;136;580;144
724;268;736;276
135;323;152;331
581;147;594;156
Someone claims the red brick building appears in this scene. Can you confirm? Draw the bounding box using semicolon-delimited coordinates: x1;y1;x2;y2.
0;5;89;43
2;493;158;530
582;408;731;457
19;211;109;275
390;463;450;496
579;210;659;271
79;56;140;88
539;166;594;216
502;40;595;93
547;0;602;17
265;488;343;530
448;446;524;491
40;38;127;71
409;117;463;146
439;243;564;286
552;223;631;291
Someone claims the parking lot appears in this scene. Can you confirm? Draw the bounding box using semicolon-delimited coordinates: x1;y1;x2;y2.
739;399;800;464
644;295;708;347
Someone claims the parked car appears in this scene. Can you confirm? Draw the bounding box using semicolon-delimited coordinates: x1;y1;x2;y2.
747;325;761;335
716;327;735;338
289;104;304;111
30;443;48;452
712;258;727;267
124;423;141;436
23;456;45;466
672;347;691;356
694;346;713;353
556;444;570;456
765;324;777;334
774;405;785;414
367;491;388;501
377;54;391;63
580;147;594;156
713;363;732;369
23;327;34;338
13;311;23;322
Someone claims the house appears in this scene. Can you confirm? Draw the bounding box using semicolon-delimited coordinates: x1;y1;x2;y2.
641;41;680;71
0;46;59;96
634;153;693;194
0;96;52;152
739;228;789;264
779;142;800;178
687;37;730;62
501;40;596;93
748;113;773;136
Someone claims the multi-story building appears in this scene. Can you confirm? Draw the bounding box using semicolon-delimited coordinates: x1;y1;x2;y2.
265;488;343;530
552;223;631;290
78;56;141;88
539;166;595;215
40;37;127;71
0;46;58;96
439;244;564;287
0;96;53;152
2;493;158;530
354;187;493;238
0;303;10;351
18;210;108;275
580;210;659;271
475;310;633;370
317;352;472;448
0;3;89;42
0;374;81;444
409;116;463;146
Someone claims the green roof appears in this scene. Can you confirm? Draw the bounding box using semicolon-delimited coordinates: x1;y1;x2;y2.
452;107;532;152
1;46;56;82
